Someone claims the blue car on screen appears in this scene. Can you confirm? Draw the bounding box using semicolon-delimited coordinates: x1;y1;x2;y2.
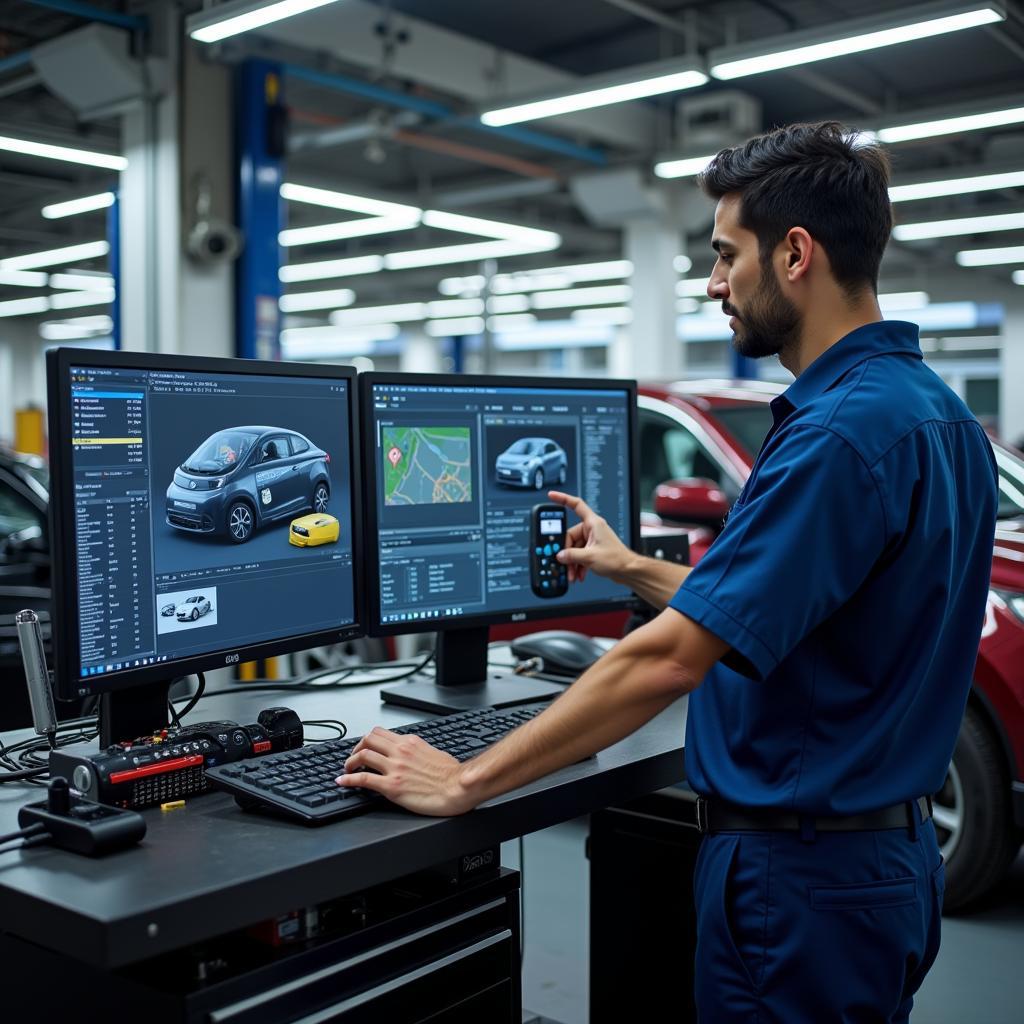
166;426;331;543
495;437;568;490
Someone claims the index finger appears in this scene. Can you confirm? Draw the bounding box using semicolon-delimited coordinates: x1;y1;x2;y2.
352;727;400;756
547;490;596;522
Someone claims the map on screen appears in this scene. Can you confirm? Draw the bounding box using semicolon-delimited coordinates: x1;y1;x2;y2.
383;426;473;505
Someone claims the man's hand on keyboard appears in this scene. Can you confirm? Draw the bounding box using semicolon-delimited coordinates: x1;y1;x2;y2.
336;728;475;816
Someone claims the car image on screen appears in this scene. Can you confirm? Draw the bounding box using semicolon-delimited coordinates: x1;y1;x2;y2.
175;594;211;621
166;426;331;543
495;437;567;490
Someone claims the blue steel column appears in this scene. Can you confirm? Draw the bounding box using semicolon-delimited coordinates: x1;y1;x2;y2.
107;193;120;350
731;350;759;380
236;59;284;360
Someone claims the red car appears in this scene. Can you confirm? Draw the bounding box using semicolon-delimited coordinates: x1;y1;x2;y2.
636;380;1024;911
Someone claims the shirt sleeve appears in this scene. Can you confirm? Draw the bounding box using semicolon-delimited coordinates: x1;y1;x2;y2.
668;424;888;680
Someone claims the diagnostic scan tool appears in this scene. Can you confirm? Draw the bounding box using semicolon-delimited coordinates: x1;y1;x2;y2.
531;504;569;598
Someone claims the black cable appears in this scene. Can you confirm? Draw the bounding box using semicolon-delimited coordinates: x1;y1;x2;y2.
0;823;46;845
300;719;348;741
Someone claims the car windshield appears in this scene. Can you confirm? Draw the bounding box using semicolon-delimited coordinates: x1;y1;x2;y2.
508;440;539;455
183;431;258;474
709;404;774;459
993;442;1024;521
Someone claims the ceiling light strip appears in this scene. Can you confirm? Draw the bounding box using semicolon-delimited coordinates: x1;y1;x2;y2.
0;135;126;170
0;240;110;271
188;0;341;43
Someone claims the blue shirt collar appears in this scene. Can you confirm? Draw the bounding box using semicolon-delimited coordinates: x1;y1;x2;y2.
771;320;922;423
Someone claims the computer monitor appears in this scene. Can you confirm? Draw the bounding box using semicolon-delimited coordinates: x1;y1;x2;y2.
46;348;364;745
361;372;639;713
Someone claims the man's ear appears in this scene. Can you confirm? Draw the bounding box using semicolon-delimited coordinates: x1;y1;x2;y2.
783;227;813;282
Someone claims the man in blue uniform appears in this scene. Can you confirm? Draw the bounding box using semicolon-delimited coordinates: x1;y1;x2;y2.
338;122;998;1021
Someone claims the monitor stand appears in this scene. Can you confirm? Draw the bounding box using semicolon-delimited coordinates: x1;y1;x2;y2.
98;679;170;748
380;626;565;715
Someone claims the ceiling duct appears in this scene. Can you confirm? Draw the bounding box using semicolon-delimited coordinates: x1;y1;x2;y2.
675;91;762;153
32;24;148;119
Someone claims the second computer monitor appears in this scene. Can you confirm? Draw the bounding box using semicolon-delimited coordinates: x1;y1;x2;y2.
362;372;639;712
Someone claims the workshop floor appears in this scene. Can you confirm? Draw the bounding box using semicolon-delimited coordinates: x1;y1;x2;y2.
504;819;1024;1024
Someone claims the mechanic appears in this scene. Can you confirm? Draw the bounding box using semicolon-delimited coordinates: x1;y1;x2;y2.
338;121;999;1022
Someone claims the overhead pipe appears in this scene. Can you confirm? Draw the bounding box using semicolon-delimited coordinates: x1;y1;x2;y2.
284;63;607;166
20;0;147;32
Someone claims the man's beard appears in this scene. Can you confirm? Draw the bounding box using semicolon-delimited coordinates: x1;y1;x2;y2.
726;262;801;359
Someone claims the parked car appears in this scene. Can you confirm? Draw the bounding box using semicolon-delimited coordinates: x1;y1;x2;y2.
495;437;567;490
0;448;49;588
176;595;212;622
166;427;331;543
637;379;1024;911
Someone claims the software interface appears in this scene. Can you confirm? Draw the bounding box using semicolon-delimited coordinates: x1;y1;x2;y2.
370;382;633;623
64;364;356;691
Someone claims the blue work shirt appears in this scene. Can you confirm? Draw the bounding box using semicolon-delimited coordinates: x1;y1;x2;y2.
669;320;998;815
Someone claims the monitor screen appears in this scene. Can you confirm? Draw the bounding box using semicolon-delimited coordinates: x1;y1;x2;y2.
362;374;638;633
47;350;362;699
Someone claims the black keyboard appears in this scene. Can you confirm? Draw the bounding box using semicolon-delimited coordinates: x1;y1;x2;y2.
205;703;551;825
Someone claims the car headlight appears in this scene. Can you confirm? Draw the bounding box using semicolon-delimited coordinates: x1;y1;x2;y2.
210;477;225;489
993;589;1024;624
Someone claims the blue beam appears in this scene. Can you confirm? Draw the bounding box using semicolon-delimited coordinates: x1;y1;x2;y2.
730;351;759;380
21;0;147;32
283;62;607;167
0;51;32;76
236;59;284;361
107;193;120;350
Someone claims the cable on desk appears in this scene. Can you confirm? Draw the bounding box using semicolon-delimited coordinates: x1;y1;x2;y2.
168;672;206;728
300;719;348;741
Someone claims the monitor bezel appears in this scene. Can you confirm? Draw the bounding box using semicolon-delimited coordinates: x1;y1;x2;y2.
359;370;641;638
46;346;366;702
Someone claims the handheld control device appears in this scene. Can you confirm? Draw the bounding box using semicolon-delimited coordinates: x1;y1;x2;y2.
531;504;569;598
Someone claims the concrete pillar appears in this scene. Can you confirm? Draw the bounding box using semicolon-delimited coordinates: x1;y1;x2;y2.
615;217;681;380
399;329;443;373
1001;300;1024;448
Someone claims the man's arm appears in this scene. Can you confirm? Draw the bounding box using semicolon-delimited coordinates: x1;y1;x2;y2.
337;608;727;816
548;490;691;610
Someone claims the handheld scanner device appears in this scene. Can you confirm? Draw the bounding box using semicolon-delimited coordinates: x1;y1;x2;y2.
531;504;568;599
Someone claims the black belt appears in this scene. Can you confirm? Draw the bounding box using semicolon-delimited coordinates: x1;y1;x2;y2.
695;796;932;835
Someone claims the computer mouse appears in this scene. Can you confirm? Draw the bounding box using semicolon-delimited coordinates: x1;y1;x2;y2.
509;630;609;678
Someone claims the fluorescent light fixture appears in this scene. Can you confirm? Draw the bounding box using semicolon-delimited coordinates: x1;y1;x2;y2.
279;213;420;247
0;270;48;287
39;315;113;341
487;294;532;314
654;154;715;179
49;289;115;310
0;134;126;171
0;296;50;317
481;60;707;127
531;285;632;309
878;291;930;310
878;104;1024;143
572;306;633;325
487;313;536;331
0;240;109;271
41;192;115;219
674;255;693;273
894;211;1024;240
385;237;561;271
677;298;701;313
280;255;384;283
438;275;485;296
420;210;555;245
710;4;1003;80
281;323;398;344
955;244;1024;265
889;170;1024;202
280;183;420;218
49;272;114;290
188;0;341;43
1013;270;1024;284
495;321;614;349
491;260;632;293
278;288;356;313
426;317;485;337
426;298;485;318
677;278;710;297
331;302;427;325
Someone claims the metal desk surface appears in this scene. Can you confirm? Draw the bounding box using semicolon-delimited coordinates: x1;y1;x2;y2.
0;670;687;969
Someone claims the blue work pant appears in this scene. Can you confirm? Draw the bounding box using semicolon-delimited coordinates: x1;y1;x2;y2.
693;817;944;1022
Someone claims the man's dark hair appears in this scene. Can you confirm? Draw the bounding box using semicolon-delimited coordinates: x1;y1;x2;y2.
697;121;892;297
